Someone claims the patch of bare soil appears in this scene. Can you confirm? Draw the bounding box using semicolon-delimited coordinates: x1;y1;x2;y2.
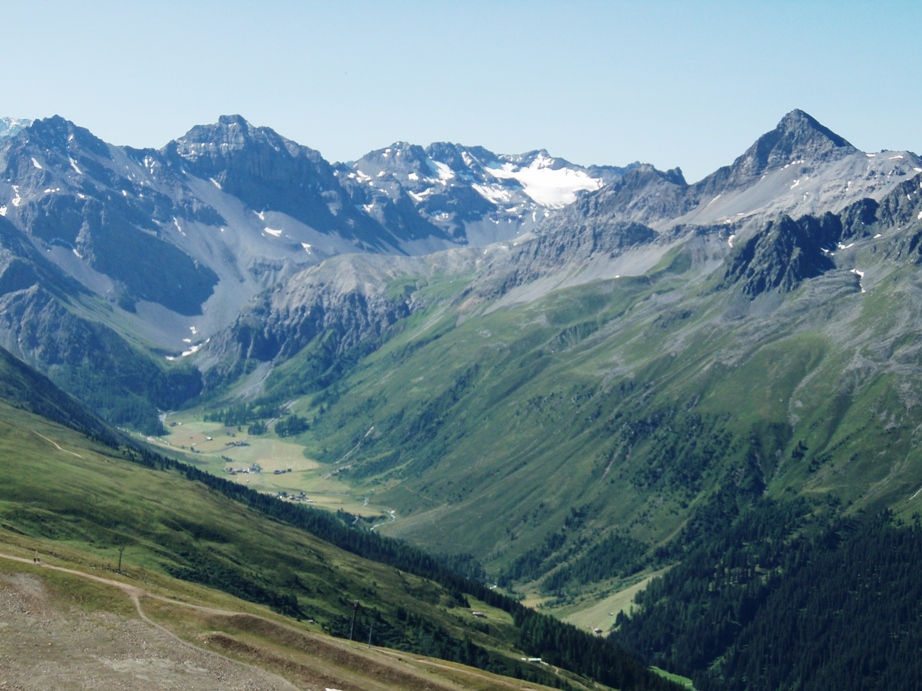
0;572;294;690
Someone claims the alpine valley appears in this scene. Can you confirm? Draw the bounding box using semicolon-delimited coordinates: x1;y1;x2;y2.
4;110;922;690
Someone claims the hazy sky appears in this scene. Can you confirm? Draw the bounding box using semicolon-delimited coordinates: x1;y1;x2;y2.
5;0;921;182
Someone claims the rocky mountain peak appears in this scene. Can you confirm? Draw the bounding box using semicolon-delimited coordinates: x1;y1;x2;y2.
4;116;110;160
424;142;474;171
353;141;431;173
732;109;856;180
216;114;251;129
169;115;315;164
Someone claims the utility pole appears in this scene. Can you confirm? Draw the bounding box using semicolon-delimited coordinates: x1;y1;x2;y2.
367;620;374;649
117;546;125;574
349;600;359;640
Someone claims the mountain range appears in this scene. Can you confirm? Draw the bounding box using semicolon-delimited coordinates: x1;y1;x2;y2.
4;107;922;689
0;114;637;429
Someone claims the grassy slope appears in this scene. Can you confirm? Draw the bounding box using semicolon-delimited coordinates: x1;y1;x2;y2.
0;402;568;682
243;230;922;593
0;538;560;691
0;345;683;691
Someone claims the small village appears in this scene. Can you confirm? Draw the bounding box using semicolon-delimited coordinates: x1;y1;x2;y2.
224;463;262;476
277;490;312;503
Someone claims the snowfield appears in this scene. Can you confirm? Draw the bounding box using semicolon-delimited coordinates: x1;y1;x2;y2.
485;153;603;208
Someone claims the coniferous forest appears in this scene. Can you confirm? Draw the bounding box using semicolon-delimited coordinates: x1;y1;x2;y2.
611;504;922;691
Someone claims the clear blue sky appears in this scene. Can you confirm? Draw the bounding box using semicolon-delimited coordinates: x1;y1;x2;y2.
5;0;921;182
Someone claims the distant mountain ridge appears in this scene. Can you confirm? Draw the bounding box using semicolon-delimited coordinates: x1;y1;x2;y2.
552;109;920;232
0;113;633;430
0;109;919;435
338;140;634;247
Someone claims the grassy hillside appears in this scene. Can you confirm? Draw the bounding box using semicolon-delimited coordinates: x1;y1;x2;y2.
0;346;680;691
194;197;922;603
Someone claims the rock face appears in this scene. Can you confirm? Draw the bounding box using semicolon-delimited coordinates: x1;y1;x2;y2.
721;215;837;296
164;115;406;250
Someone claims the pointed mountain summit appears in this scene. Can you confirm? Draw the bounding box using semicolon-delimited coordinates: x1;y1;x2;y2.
552;109;919;231
168;114;327;171
717;109;857;185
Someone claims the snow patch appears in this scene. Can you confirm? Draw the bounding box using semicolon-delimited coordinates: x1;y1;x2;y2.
851;268;866;293
874;233;882;238
838;242;855;249
69;158;83;175
179;339;208;358
728;234;736;248
408;188;434;202
473;183;512;204
354;169;371;183
790;179;800;189
867;153;876;158
362;203;375;213
173;217;184;235
264;227;283;237
890;155;904;159
0;206;5;216
31;157;42;170
301;242;312;254
11;186;21;207
430;160;455;184
408;172;419;181
706;194;722;206
918;210;922;220
377;171;386;177
484;154;602;208
210;177;222;189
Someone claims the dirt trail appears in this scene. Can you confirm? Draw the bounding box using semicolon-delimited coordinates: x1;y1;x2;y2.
0;552;548;691
0;551;300;690
30;430;83;457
